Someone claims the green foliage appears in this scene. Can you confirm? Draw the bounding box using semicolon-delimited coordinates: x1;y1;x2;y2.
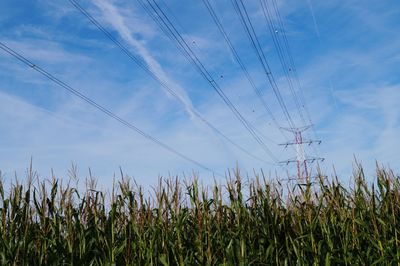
0;164;399;265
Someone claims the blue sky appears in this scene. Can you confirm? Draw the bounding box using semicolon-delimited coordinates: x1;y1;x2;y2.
0;0;399;188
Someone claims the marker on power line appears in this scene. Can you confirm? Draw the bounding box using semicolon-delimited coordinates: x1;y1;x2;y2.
279;126;324;180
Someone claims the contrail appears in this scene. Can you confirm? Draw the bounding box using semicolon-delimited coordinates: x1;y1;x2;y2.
306;0;321;41
304;0;339;111
72;0;275;165
93;0;198;121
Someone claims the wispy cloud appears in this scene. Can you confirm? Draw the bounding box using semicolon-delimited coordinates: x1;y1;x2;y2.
92;0;199;121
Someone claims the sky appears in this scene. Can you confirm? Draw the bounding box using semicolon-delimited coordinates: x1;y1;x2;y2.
0;0;399;188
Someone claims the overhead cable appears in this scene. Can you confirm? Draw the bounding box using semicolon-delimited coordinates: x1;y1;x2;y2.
68;0;276;165
201;0;291;142
138;0;279;162
230;0;296;130
0;41;222;177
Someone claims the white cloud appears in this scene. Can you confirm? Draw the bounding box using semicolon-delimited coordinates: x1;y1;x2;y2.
92;0;200;120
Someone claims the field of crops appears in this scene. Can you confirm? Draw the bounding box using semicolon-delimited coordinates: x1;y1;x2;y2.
0;164;399;265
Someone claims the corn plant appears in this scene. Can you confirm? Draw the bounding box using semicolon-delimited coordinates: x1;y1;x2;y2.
0;164;399;265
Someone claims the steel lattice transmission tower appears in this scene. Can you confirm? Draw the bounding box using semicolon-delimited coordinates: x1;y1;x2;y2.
279;126;324;179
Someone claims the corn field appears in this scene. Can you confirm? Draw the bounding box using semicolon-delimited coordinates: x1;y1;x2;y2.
0;164;399;265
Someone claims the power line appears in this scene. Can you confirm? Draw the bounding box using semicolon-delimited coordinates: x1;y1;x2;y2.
0;41;222;177
230;0;296;130
231;0;323;172
68;0;276;165
260;0;307;127
201;0;291;142
137;0;280;163
263;0;322;157
268;0;314;127
258;0;324;171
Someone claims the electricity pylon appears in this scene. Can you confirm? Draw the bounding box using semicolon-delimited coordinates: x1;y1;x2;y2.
279;125;324;180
